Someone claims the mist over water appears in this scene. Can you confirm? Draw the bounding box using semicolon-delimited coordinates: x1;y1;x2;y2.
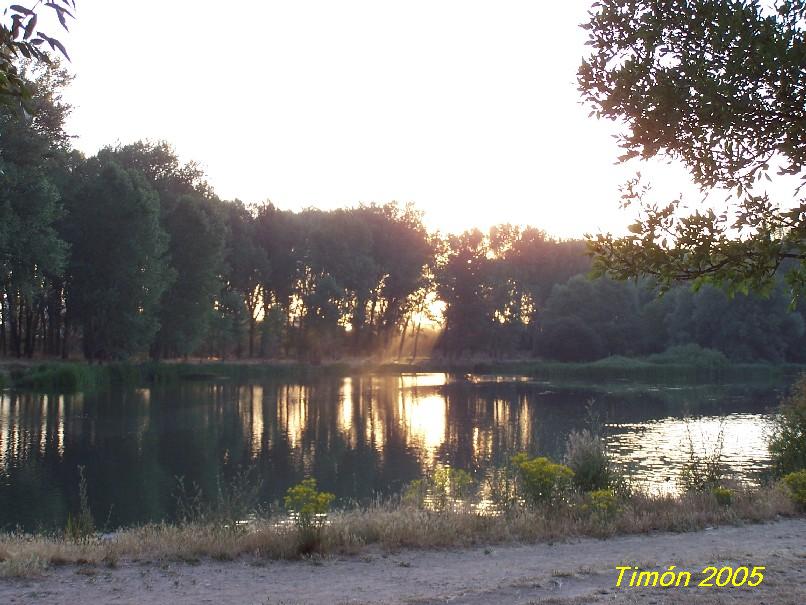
0;374;784;530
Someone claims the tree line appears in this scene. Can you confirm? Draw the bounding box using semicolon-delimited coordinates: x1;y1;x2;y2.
2;64;806;364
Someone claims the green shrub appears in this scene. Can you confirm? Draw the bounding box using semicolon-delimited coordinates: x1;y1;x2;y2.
769;377;806;476
582;488;620;520
711;486;733;507
284;478;335;529
485;465;519;514
646;344;729;367
783;470;806;509
564;429;612;492
284;478;335;556
14;364;101;392
402;467;475;512
402;478;428;508
432;467;473;510
589;355;651;369
512;453;574;506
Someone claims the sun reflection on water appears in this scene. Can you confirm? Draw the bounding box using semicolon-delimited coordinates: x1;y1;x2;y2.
0;374;782;530
606;413;775;494
399;391;446;464
277;384;307;449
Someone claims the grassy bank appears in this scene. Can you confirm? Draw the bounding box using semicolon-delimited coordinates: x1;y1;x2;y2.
1;355;802;393
0;360;357;392
523;358;803;383
0;484;798;577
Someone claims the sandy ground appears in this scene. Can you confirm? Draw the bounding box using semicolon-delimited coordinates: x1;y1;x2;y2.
1;518;804;605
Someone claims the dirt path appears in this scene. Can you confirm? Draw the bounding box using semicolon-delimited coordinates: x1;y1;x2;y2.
2;518;804;605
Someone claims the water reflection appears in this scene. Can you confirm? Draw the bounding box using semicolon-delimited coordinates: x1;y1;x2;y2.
607;413;775;494
0;375;784;530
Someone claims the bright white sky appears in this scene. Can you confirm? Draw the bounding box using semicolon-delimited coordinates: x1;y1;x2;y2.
61;0;706;238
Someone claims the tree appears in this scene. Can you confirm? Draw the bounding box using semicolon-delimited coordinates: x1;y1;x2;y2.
220;200;268;358
349;203;432;354
436;229;497;356
1;1;74;102
151;193;225;358
580;1;806;298
0;60;72;357
254;203;300;356
64;158;172;360
103;142;226;359
663;281;804;361
540;276;642;359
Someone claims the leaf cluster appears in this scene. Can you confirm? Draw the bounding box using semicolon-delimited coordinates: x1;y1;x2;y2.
580;1;806;300
1;1;74;102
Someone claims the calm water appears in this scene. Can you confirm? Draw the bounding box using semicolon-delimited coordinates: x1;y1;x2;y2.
0;373;785;530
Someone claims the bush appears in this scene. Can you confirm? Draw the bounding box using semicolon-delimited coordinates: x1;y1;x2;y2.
646;344;729;367
564;429;612;492
284;478;335;529
589;355;651;369
782;470;806;509
284;478;335;556
403;467;475;512
769;377;806;476
512;453;574;506
539;317;604;362
14;363;101;392
711;486;733;507
582;488;620;521
485;465;519;514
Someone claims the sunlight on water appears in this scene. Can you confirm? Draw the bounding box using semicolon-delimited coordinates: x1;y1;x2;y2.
607;413;774;494
399;373;448;389
0;394;10;470
277;384;307;449
399;392;447;463
0;374;785;529
236;385;264;459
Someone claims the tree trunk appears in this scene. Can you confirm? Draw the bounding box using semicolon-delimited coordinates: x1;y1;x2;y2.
411;319;422;361
397;317;409;360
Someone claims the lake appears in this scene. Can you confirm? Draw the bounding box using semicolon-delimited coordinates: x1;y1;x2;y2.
0;373;788;530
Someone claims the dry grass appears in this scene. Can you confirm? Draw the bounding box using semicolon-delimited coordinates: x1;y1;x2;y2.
0;484;798;578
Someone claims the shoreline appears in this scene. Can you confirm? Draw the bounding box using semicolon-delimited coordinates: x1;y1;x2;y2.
1;357;803;392
0;484;800;574
2;517;804;604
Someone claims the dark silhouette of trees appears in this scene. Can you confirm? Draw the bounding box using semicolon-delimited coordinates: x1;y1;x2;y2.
3;61;806;364
0;62;72;358
64;158;171;360
99;142;226;360
435;227;591;358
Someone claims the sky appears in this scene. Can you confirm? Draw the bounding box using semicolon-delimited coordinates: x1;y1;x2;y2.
59;0;705;239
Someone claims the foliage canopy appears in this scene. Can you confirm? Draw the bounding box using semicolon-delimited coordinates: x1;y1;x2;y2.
580;1;806;299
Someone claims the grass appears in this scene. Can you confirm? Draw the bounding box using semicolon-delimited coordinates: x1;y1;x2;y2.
1;360;357;392
398;356;802;384
2;354;802;393
524;358;802;383
0;484;798;577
